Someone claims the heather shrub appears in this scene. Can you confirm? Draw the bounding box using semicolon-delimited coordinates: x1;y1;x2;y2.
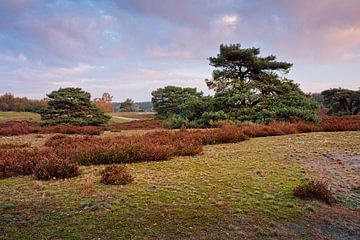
0;121;104;136
295;122;321;133
101;165;134;185
108;119;165;131
320;115;360;132
0;143;31;149
45;134;68;147
49;135;176;165
293;180;336;204
0;121;39;136
201;124;249;145
0;148;44;178
34;154;80;180
144;130;203;156
42;125;103;135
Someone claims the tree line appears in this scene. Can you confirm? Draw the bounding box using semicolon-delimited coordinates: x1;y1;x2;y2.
151;44;359;128
0;93;47;112
1;43;358;127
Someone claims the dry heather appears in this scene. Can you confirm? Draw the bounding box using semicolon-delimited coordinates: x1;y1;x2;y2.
1;116;360;181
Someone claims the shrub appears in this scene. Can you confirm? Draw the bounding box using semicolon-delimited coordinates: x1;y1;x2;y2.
0;121;39;136
295;122;321;133
0;143;31;149
144;130;203;156
0;148;44;178
293;180;336;204
320;115;360;132
0;121;104;136
34;154;80;180
108;120;165;131
48;135;177;165
42;125;103;135
201;124;249;145
101;165;134;185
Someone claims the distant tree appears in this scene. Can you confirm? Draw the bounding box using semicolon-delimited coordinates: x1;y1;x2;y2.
0;92;47;112
136;101;153;112
40;88;110;126
120;98;136;112
310;93;325;106
321;88;360;115
151;86;203;119
93;92;113;112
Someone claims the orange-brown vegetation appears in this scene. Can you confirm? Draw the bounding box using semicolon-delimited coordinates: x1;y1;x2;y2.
293;180;336;204
100;165;134;185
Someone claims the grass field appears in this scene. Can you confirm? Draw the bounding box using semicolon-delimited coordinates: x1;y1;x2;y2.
110;112;155;120
0;111;143;124
1;131;359;239
0;112;41;122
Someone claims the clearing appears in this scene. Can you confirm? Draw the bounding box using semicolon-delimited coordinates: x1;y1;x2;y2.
0;131;359;239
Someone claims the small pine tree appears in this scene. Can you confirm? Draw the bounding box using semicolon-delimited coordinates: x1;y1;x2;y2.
40;88;110;126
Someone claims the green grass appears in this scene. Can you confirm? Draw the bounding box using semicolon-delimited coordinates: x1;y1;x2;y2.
0;112;41;122
0;131;359;239
108;116;133;124
0;111;131;124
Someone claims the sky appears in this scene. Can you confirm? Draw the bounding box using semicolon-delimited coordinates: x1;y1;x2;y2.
0;0;359;101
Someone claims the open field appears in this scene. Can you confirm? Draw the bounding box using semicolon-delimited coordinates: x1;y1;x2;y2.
0;112;41;122
0;111;139;124
110;112;155;120
1;131;359;239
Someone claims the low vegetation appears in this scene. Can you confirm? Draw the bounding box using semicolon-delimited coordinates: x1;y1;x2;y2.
293;180;336;204
1;131;359;239
0;121;103;136
101;165;134;185
34;153;80;180
1;116;360;182
0;148;79;180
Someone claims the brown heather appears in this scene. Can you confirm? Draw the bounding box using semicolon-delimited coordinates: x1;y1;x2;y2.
293;180;336;204
100;165;134;185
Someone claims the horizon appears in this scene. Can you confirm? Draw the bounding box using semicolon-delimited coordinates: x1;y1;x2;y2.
1;0;360;101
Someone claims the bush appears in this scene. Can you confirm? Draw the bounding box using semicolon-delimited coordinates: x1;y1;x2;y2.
108;119;165;131
0;121;104;136
48;135;177;165
101;165;134;185
0;148;80;180
320;115;360;132
293;180;336;204
201;124;249;145
34;154;80;180
42;125;103;135
0;148;44;178
0;121;39;136
144;131;203;156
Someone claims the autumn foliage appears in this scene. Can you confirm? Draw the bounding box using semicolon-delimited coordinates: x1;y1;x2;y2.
0;121;103;136
0;148;79;180
1;115;360;180
101;165;134;185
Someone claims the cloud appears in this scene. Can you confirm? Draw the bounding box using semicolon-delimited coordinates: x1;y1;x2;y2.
146;47;194;59
221;15;238;26
0;0;359;100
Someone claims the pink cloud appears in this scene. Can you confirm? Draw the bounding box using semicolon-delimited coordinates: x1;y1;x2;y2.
146;47;194;59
